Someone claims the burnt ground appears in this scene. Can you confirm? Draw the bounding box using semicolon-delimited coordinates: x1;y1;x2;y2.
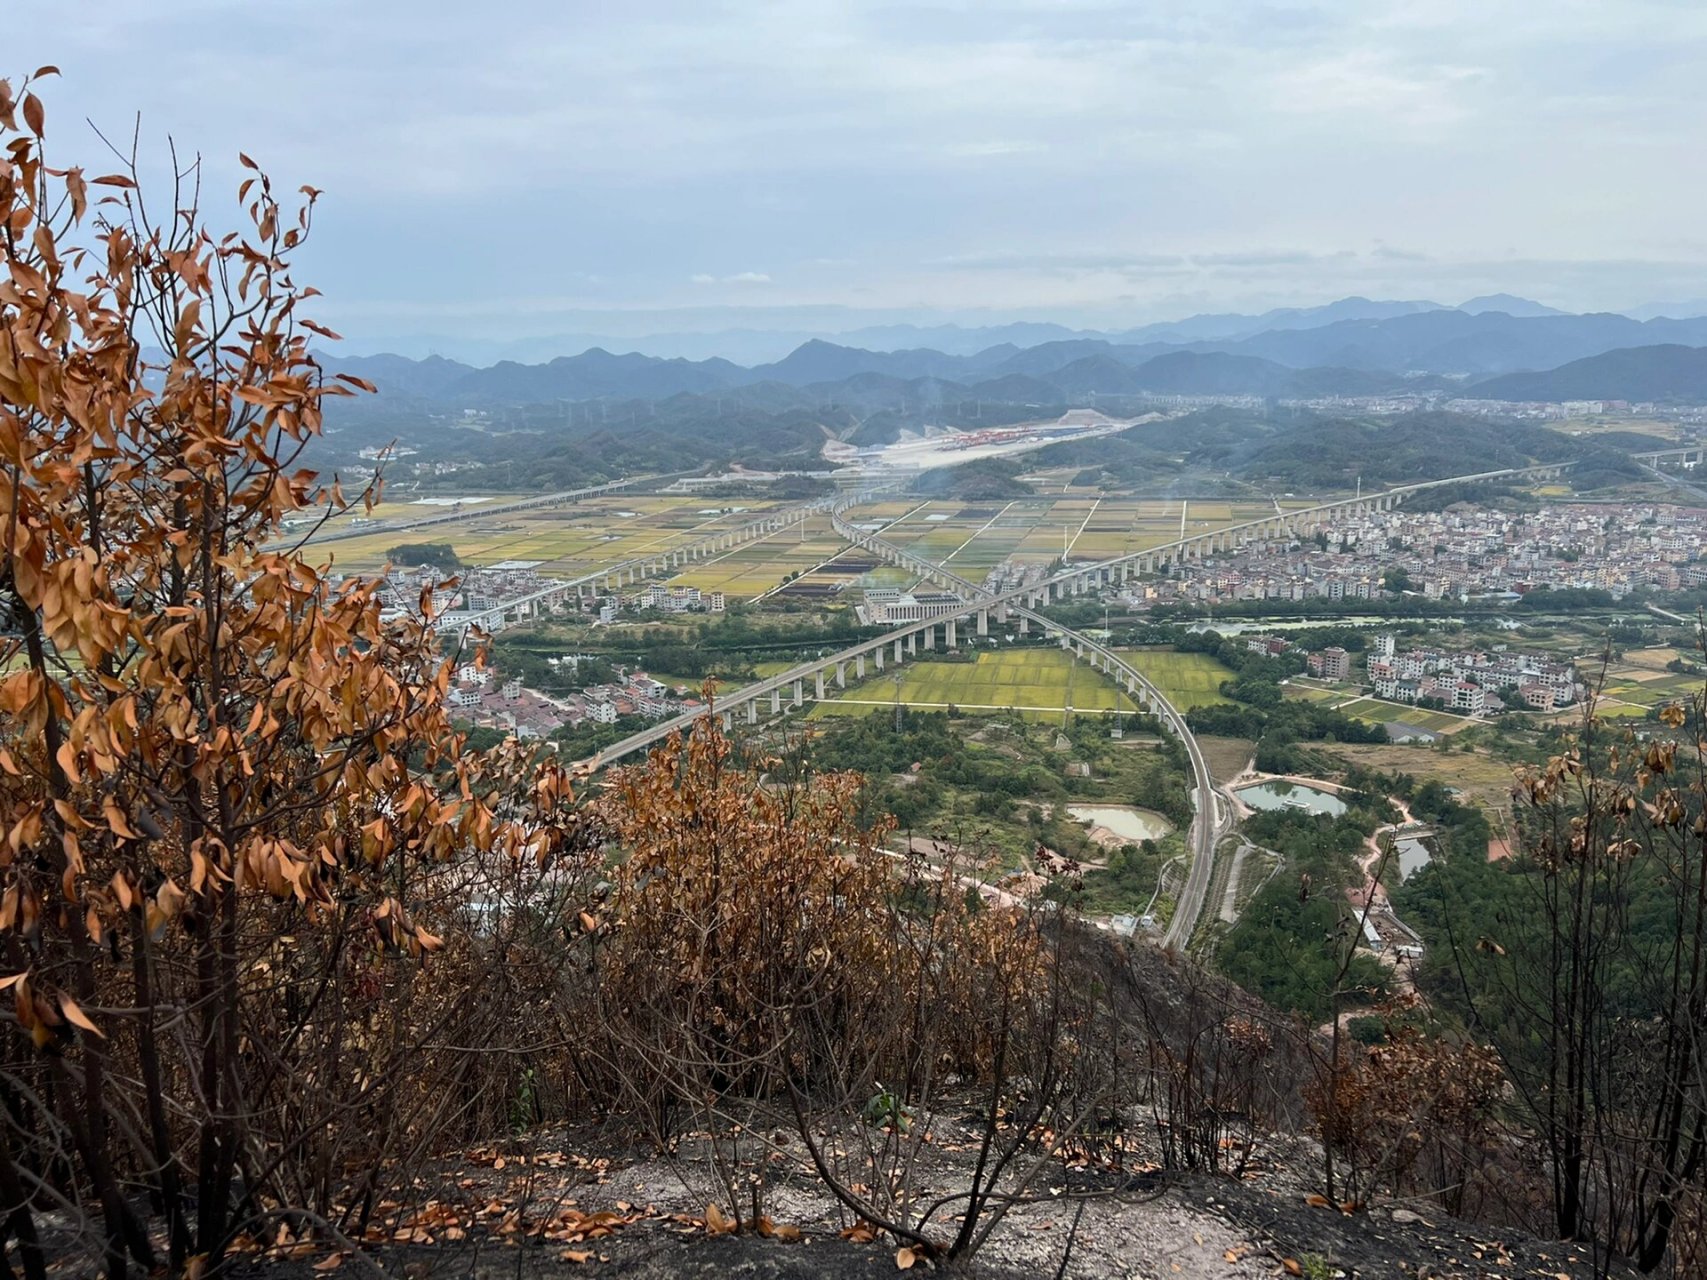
181;1118;1645;1280
205;1171;1647;1280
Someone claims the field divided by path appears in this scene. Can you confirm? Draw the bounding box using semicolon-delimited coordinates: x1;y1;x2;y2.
856;497;1341;575
310;495;792;582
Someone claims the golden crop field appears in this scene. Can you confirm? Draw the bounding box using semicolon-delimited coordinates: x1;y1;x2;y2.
305;495;791;581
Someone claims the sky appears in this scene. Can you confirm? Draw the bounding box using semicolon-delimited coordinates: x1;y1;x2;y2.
12;1;1707;358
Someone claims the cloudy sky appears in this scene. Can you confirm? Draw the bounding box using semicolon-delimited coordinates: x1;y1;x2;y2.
12;1;1707;355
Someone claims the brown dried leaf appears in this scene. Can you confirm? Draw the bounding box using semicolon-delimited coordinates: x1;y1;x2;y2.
57;992;103;1037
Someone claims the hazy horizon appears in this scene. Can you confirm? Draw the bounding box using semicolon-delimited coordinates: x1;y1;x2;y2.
14;1;1707;359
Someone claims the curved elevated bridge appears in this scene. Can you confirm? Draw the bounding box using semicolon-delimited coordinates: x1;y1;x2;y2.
573;460;1571;947
826;505;1231;950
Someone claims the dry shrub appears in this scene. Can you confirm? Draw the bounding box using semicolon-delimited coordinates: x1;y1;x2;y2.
1305;1023;1505;1213
577;711;1090;1258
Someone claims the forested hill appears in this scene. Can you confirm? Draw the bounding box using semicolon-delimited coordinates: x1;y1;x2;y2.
320;307;1707;422
1022;409;1640;493
1473;344;1707;403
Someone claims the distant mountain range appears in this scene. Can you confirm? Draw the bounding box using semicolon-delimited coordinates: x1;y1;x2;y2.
323;303;1707;411
1473;344;1707;402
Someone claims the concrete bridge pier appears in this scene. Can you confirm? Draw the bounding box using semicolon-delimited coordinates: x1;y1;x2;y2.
722;711;733;731
1018;615;1029;635
747;700;758;724
815;671;826;700
856;654;866;678
835;662;846;688
945;618;958;649
895;637;905;661
874;648;884;671
976;609;988;637
771;689;782;715
793;679;804;708
924;624;936;651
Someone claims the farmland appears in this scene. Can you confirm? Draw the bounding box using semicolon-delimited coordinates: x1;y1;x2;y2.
1114;648;1236;711
1282;682;1474;733
304;494;795;586
1580;646;1701;718
306;486;1338;606
843;495;1333;578
809;648;1141;721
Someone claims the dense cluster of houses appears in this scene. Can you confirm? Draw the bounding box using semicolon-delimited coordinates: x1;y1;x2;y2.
1130;502;1707;606
446;661;700;739
1299;633;1582;716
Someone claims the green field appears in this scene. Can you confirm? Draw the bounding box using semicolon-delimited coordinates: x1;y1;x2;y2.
810;649;1140;721
1114;648;1236;711
1334;697;1468;732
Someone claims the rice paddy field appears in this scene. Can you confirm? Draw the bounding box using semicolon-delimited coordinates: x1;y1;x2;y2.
1333;698;1469;733
306;487;1342;607
803;645;1236;722
1114;648;1237;711
1581;647;1702;718
809;649;1140;721
1282;683;1472;733
658;515;880;604
844;495;1333;576
305;495;794;584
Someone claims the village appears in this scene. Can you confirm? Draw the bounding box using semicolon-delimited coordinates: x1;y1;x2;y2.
1124;500;1707;606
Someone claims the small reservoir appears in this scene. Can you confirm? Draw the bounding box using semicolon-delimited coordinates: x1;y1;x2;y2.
1067;804;1174;844
1234;780;1347;817
1394;835;1433;880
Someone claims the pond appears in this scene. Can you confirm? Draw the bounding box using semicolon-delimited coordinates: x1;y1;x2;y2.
1395;835;1433;880
1233;780;1348;817
1066;804;1174;844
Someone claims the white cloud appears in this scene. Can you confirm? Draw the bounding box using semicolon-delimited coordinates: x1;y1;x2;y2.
9;0;1707;339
